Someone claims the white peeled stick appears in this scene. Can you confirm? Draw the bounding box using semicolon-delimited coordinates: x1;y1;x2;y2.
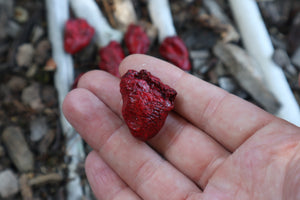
46;0;86;199
229;0;300;126
148;0;176;42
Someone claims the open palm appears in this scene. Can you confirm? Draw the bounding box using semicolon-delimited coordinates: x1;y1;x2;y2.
63;55;300;200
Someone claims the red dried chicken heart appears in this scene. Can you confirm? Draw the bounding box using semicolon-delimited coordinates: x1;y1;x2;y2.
98;41;125;77
159;36;191;71
64;18;95;54
124;24;150;54
120;69;177;141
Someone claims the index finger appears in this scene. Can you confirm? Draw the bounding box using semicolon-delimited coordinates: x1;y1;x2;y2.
119;54;276;151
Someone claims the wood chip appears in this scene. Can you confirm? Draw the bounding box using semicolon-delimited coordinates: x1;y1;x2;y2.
213;43;281;114
19;174;33;200
2;126;34;172
28;173;64;186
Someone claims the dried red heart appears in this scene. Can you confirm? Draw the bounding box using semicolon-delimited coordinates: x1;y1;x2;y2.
64;18;95;54
98;41;125;77
120;69;177;141
159;36;191;71
125;24;150;54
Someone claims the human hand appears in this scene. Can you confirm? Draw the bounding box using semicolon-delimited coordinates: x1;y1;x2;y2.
63;55;300;200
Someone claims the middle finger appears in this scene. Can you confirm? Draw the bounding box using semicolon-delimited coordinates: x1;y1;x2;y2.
78;70;230;188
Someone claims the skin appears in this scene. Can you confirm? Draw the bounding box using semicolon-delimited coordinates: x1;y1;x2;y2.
63;55;300;200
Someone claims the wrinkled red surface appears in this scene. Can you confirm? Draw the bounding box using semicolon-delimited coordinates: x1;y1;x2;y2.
125;24;150;54
159;36;191;71
99;41;125;77
120;69;177;141
64;19;95;54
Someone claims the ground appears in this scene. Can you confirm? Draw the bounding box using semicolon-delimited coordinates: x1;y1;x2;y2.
0;0;299;199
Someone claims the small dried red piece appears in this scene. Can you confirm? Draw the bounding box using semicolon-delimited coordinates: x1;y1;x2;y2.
120;69;177;141
99;41;125;77
64;19;95;54
125;24;150;54
159;36;191;71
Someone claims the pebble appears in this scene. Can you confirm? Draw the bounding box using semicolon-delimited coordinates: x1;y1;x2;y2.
7;76;27;92
0;169;19;198
0;0;13;17
26;64;38;78
30;117;49;142
190;50;210;74
14;6;29;23
38;130;55;154
0;0;14;39
34;39;51;65
42;85;58;106
218;76;237;93
16;43;35;67
2;126;34;172
21;83;44;111
6;20;21;38
31;25;45;43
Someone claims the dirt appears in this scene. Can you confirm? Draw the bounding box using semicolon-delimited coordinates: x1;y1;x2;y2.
0;0;299;199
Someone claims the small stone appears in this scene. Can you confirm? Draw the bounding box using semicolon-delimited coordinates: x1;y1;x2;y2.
2;126;34;172
218;76;237;93
34;40;51;65
0;0;13;18
31;25;45;43
38;130;55;155
190;50;211;74
14;6;29;23
0;0;14;39
26;64;38;78
30;117;48;142
16;44;35;67
7;76;27;92
21;83;44;111
190;50;210;60
6;20;21;38
0;169;19;198
218;75;250;99
42;85;57;106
